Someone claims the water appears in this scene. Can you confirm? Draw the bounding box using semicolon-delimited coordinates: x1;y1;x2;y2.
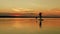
0;18;60;34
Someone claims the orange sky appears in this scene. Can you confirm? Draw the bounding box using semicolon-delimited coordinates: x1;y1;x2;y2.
0;0;60;16
0;8;60;17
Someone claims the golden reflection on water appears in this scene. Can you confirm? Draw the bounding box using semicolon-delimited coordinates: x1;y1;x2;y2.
0;18;60;34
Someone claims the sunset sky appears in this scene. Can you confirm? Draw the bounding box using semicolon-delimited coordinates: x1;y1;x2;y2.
0;0;60;9
0;0;60;17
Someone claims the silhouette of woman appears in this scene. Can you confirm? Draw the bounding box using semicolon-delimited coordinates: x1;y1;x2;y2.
39;12;42;28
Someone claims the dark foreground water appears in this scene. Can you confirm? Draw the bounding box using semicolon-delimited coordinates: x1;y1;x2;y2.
0;18;60;34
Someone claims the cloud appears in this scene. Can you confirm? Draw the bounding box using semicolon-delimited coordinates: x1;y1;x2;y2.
42;8;60;17
12;8;34;13
12;8;21;11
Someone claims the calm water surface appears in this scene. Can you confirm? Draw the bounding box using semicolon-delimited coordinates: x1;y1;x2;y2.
0;18;60;34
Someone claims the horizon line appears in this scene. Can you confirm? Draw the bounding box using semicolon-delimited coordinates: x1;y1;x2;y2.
0;16;60;18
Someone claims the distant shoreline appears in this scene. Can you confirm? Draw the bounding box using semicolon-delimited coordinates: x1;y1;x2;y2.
0;16;60;18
